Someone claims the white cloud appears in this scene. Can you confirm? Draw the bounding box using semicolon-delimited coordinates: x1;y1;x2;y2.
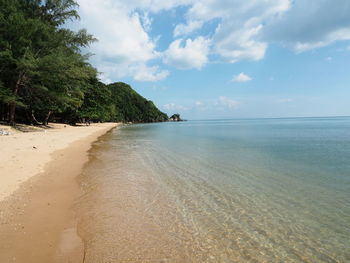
141;12;152;32
78;0;157;63
174;20;203;37
163;37;210;69
99;74;113;85
232;72;252;82
126;0;191;13
291;28;350;53
193;100;209;111
173;0;350;62
214;24;267;62
163;103;188;111
185;0;290;22
133;65;169;82
177;0;290;62
217;96;240;109
73;0;350;82
263;0;350;52
76;0;169;82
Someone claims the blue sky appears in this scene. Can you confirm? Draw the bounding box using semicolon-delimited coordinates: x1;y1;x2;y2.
72;0;350;120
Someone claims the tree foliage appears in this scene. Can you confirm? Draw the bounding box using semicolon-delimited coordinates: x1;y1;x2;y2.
0;0;167;125
169;113;182;121
78;79;116;122
108;82;168;123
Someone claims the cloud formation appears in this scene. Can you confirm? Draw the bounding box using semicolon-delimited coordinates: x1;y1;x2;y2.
163;37;210;69
163;103;188;111
74;0;350;82
263;0;350;52
176;0;350;62
133;65;169;82
233;72;252;82
182;0;290;62
76;0;173;82
174;20;203;37
217;96;240;109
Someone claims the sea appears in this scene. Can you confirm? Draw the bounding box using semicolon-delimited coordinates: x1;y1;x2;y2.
76;117;350;263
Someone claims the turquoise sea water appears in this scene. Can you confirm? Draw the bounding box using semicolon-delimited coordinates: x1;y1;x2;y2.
78;117;350;262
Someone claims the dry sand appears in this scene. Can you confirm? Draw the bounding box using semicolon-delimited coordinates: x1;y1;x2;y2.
0;123;120;262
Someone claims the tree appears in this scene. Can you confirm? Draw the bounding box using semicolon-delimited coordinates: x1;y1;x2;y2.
0;0;96;125
0;1;167;125
169;113;182;121
77;79;116;123
108;82;168;123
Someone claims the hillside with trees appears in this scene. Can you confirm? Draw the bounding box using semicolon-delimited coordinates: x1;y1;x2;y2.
109;82;168;123
0;0;167;125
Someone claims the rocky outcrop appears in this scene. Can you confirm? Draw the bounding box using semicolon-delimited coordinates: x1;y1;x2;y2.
169;114;183;122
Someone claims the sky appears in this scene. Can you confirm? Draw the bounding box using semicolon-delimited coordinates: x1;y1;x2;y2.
70;0;350;120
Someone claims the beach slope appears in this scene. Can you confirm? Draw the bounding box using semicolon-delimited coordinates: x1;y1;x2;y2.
0;123;119;262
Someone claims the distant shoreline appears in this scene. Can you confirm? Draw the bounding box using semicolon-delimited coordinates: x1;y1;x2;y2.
184;115;350;121
0;122;120;262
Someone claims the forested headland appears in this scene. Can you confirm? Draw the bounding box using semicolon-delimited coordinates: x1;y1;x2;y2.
0;0;168;125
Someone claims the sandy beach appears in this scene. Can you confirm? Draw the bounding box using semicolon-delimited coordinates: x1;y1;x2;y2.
0;123;120;262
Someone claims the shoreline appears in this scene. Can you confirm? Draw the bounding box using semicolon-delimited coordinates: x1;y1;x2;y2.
0;123;120;262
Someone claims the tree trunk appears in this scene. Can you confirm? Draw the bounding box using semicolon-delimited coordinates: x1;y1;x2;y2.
9;72;24;126
31;110;41;125
10;98;18;126
43;111;52;126
9;100;18;126
0;102;4;121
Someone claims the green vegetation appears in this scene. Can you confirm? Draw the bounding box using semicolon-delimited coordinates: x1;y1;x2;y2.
169;113;183;121
109;82;168;123
0;0;167;125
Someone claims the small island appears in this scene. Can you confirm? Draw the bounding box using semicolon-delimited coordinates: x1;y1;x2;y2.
169;113;184;122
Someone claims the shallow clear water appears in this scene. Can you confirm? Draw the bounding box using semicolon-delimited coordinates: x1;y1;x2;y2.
77;117;350;262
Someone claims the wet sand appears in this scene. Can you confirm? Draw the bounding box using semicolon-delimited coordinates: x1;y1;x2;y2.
0;123;119;262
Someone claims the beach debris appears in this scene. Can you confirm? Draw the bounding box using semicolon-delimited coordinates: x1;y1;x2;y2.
0;128;10;136
33;146;37;149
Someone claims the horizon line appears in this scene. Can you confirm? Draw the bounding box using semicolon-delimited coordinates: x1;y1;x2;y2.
184;115;350;122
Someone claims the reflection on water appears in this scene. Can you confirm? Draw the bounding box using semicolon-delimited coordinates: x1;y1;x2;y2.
77;118;350;262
